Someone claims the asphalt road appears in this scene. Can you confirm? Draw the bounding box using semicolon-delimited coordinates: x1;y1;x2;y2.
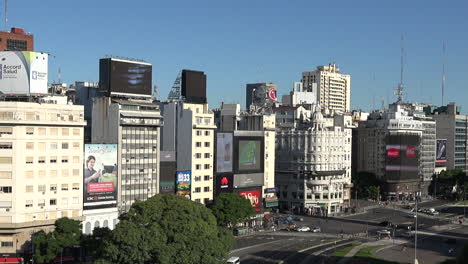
230;203;464;263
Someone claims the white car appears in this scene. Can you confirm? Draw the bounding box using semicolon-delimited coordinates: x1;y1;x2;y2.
227;256;240;264
377;229;391;235
297;226;311;232
311;227;321;233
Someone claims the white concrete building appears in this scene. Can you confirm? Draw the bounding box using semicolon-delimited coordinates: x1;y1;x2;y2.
302;64;351;113
275;105;353;215
0;100;85;254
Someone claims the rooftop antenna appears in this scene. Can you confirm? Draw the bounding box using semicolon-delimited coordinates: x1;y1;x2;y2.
442;41;446;106
372;72;376;111
395;35;405;104
58;67;62;84
4;0;7;31
381;96;385;110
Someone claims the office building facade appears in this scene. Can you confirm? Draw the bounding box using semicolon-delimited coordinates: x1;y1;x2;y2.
0;28;33;51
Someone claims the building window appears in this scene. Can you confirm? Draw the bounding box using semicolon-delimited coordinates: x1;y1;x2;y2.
72;183;79;190
0;186;12;193
204;187;210;192
194;176;201;182
50;156;57;163
195;199;201;203
204;164;210;169
25;185;33;193
38;185;46;193
38;143;46;151
73;169;79;176
62;169;69;177
50;128;58;136
0;143;12;149
73;129;80;136
50;199;57;206
195;187;201;193
26;157;34;164
62;128;69;136
61;157;69;163
38;128;46;135
6;39;27;50
195;153;201;159
196;130;202;136
62;198;68;205
50;170;57;177
196;142;202;147
38;170;45;177
0;157;12;164
38;199;45;207
26;128;34;135
0;171;12;179
50;143;58;150
73;197;79;204
50;184;57;191
1;241;13;247
204;153;210;158
73;142;80;149
204;175;210;181
0;127;12;135
61;184;68;191
204;198;210;204
195;164;201;170
204;142;210;147
204;131;210;136
73;156;80;163
62;143;69;149
25;200;33;207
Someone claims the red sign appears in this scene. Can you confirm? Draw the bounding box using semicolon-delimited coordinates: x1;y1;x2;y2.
221;176;229;185
239;189;261;211
387;148;399;158
268;88;277;101
406;146;416;158
88;182;114;193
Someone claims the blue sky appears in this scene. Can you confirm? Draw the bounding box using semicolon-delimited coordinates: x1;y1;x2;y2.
6;0;468;111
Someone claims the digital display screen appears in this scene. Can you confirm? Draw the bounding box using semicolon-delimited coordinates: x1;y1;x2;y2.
238;140;262;172
100;58;152;96
216;133;233;173
385;134;420;181
181;69;207;103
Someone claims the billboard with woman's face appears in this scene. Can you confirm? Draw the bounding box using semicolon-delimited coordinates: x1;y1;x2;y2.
84;144;118;209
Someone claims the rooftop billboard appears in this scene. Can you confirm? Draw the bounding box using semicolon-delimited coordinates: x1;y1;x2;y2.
99;58;152;97
0;51;48;95
84;144;118;209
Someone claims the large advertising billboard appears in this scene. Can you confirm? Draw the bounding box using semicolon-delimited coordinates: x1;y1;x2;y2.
436;139;447;162
385;134;420;181
238;189;262;212
216;133;233;173
233;173;264;188
181;69;207;104
99;58;152;97
234;136;264;174
176;170;191;199
84;144;118;208
0;51;48;94
215;173;233;197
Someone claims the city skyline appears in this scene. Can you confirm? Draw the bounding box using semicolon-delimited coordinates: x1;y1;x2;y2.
4;0;468;112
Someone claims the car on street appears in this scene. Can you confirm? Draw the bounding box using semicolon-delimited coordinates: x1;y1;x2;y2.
379;221;393;227
227;256;240;264
297;226;310;232
377;229;391;235
311;227;321;233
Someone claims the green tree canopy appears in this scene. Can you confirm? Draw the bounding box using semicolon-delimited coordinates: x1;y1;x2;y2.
211;192;256;227
366;185;381;201
99;194;234;264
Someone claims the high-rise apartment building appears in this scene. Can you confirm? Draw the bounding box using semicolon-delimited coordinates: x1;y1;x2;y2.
92;97;162;213
159;102;216;204
426;103;468;172
0;100;85;254
0;28;34;51
301;64;351;113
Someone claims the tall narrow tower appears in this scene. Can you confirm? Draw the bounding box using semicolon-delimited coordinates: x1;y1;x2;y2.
395;36;405;104
442;42;446;106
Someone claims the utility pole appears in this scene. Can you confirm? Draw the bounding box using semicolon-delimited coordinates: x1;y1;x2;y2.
414;190;418;264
